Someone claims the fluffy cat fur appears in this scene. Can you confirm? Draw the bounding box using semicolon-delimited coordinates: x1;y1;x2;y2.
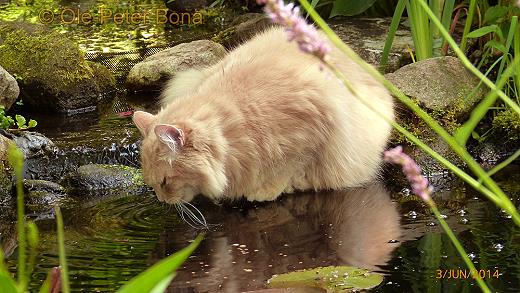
133;27;394;204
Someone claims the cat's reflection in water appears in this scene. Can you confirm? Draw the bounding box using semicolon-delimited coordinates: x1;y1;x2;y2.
155;182;402;292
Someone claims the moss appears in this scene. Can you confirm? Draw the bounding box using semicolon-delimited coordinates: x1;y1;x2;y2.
391;97;462;146
89;62;116;93
492;109;520;141
211;26;236;45
0;25;93;94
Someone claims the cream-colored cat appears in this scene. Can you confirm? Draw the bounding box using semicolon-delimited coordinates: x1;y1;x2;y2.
133;27;394;204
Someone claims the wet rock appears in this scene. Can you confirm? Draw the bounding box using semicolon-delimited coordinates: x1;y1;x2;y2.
0;21;116;114
126;40;226;93
386;56;486;119
1;130;57;159
329;17;414;73
214;13;274;48
165;0;207;12
0;65;19;111
0;134;13;204
61;164;146;194
23;179;67;214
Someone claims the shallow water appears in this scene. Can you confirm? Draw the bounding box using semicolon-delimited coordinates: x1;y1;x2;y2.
4;177;519;292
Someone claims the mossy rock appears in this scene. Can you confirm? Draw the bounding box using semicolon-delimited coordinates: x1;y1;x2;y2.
0;21;116;113
61;164;146;194
492;109;520;142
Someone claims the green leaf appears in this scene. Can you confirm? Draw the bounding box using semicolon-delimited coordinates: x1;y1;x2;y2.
15;114;26;128
484;40;507;53
27;119;37;128
150;274;176;293
267;266;384;291
466;25;501;39
484;5;508;25
116;234;204;293
329;0;378;17
0;275;18;293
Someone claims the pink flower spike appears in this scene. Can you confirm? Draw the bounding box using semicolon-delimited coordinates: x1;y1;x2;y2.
384;146;433;202
256;0;331;60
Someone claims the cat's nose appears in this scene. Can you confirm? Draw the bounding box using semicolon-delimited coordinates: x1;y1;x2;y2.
155;190;166;202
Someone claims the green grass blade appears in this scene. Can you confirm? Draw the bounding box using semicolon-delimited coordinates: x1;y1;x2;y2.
55;206;70;293
460;0;477;52
440;0;456;33
514;24;520;98
406;0;433;60
0;275;18;293
116;233;204;293
496;16;518;82
379;0;406;72
7;143;27;291
429;203;491;293
455;55;520;146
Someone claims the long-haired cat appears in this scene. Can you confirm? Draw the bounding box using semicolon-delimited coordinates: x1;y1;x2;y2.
133;27;394;204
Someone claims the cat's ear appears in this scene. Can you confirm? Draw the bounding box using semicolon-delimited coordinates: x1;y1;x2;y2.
154;124;185;152
133;111;155;136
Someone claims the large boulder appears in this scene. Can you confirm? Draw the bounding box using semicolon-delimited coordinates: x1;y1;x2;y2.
386;56;486;119
0;21;116;114
0;65;19;111
386;56;488;172
126;40;226;93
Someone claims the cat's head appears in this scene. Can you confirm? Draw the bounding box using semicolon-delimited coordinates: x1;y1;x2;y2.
132;111;227;204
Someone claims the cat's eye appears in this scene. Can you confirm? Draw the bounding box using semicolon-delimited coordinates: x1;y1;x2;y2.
160;178;167;188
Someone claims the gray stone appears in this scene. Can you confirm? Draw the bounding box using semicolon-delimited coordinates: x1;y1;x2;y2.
126;40;227;92
5;131;57;159
385;56;486;119
0;65;19;111
329;17;414;73
23;179;67;214
62;164;146;193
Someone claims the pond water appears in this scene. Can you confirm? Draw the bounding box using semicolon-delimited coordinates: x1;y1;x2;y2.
1;110;519;292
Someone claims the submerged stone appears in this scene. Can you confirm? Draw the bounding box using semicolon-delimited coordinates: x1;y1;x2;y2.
62;164;147;194
23;179;68;214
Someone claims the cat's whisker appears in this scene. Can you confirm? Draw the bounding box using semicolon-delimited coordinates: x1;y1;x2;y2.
181;200;208;226
175;201;209;230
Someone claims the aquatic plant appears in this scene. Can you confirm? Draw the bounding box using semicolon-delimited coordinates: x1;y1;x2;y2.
0;143;204;292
